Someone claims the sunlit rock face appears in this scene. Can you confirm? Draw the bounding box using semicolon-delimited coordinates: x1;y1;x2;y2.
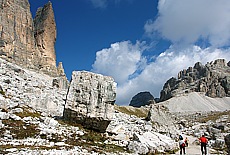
0;0;59;77
160;59;230;101
63;71;116;132
33;1;57;76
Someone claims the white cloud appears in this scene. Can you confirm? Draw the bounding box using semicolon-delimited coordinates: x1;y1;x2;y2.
92;41;147;84
145;0;230;47
91;0;230;105
92;41;230;105
90;0;107;9
118;46;230;105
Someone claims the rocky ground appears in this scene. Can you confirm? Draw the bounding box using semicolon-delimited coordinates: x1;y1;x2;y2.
1;103;229;154
1;58;230;154
0;104;131;155
1;0;230;154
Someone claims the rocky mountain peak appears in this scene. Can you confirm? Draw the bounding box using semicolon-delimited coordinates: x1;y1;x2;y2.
34;1;57;75
0;0;60;77
129;91;155;107
160;59;230;101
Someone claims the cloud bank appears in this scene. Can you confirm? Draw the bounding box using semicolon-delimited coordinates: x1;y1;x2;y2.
92;41;147;84
92;0;230;105
145;0;230;47
92;43;230;105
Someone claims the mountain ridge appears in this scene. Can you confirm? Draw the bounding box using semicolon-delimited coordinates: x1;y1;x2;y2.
160;59;230;102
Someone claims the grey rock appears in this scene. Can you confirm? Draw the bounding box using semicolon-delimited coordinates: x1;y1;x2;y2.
227;61;230;67
128;141;149;154
146;104;178;136
211;139;225;150
63;71;116;132
43;117;59;128
9;113;21;120
10;108;23;114
0;112;10;119
160;59;230;101
0;120;4;128
225;134;230;154
129;91;155;107
0;58;67;116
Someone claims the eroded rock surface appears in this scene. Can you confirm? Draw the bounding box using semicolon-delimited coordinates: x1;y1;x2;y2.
160;59;230;101
0;0;59;76
63;71;116;132
0;58;67;116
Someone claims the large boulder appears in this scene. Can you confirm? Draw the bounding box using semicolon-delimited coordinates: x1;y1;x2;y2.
129;91;155;107
128;132;177;154
146;104;178;137
63;71;116;132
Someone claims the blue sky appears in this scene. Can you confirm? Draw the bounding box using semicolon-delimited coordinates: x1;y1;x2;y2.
29;0;159;75
29;0;230;105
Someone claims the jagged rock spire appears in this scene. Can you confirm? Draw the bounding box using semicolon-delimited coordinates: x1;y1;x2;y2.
160;59;230;101
34;1;57;75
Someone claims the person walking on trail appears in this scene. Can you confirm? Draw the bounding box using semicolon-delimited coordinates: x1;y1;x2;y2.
199;135;208;155
185;137;189;147
179;135;186;155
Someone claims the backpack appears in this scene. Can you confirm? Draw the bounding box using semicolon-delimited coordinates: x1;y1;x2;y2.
181;143;185;147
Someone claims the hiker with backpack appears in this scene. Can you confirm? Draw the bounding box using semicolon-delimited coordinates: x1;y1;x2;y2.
179;135;186;155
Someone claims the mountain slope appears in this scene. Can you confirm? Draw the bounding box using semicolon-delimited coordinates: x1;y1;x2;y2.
160;92;230;112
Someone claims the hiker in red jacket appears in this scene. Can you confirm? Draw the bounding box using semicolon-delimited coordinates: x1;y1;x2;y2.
199;135;208;155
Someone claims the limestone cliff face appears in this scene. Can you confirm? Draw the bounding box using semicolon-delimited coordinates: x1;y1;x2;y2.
160;59;230;101
0;0;36;64
0;0;59;77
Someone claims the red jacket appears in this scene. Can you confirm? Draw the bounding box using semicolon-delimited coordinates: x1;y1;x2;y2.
199;137;208;143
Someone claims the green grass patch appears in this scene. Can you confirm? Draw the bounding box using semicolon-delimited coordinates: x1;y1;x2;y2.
81;129;108;142
15;107;41;118
57;118;84;129
197;110;230;123
0;90;5;96
2;119;39;139
55;120;129;154
0;144;74;154
115;105;149;118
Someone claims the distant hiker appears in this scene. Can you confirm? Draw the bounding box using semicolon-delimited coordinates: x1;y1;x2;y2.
179;138;186;155
199;135;208;155
185;137;189;147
